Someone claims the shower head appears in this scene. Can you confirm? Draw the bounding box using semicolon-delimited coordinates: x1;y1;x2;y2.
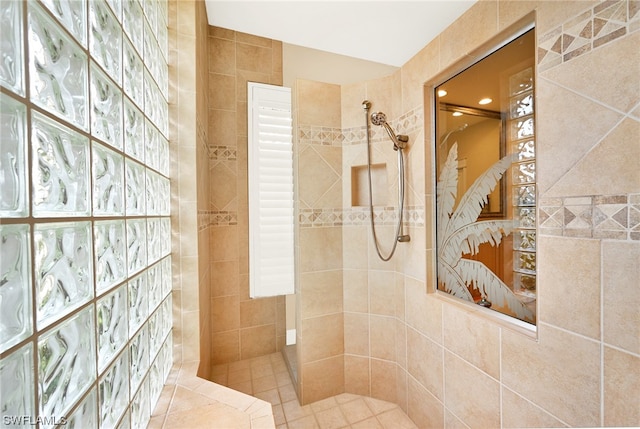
371;111;387;126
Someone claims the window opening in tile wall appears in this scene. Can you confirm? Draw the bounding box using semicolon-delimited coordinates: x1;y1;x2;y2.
0;1;171;428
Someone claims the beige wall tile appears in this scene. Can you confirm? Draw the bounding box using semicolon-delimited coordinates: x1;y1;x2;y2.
208;109;237;148
407;327;443;401
401;39;439;113
443;305;501;379
240;324;276;359
444;351;500;428
344;355;370;396
341;82;367;129
208;36;235;75
211;260;239;297
240;297;276;328
210;226;238;262
208;73;236;110
344;312;369;356
236;42;273;73
538;236;601;339
302;355;344;404
297;80;341;127
300;270;343;318
370;359;397;403
342;227;368;270
406;279;442;343
369;270;396;316
301;313;344;362
407;376;444;429
502;324;600;426
603;241;640;354
343;269;368;313
536;78;623;195
211;295;240;333
299;227;343;272
604;346;640;426
502;387;567;428
370;315;396;361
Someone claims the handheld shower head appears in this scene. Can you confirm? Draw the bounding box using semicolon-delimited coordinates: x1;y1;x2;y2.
371;111;387;126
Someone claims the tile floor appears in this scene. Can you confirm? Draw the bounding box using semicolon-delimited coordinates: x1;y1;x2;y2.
210;352;418;429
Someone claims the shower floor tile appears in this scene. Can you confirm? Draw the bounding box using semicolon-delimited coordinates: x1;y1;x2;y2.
211;352;418;429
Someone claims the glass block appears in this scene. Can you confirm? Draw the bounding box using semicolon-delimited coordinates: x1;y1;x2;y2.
514;139;535;161
130;377;149;429
158;177;170;216
513;161;535;184
32;110;90;217
145;119;159;171
143;0;157;35
148;308;162;357
93;142;125;216
158;134;169;176
514;250;536;274
0;224;32;354
89;0;122;85
161;294;172;339
0;0;24;95
123;0;143;56
34;222;93;329
156;12;168;63
124;99;144;161
65;387;97;429
94;220;127;294
97;285;128;372
160;334;172;383
127;219;147;275
510;92;533;119
39;0;87;47
91;63;123;150
99;350;129;429
515;207;536;229
145;169;159;215
147;218;161;265
28;2;88;131
160;218;171;257
511;117;534;140
149;357;162;408
128;272;148;337
514;272;536;292
38;306;96;419
129;324;149;394
0;94;28;217
147;262;162;313
143;70;162;132
123;40;143;108
126;159;146;215
513;185;536;207
106;0;122;20
117;410;131;429
160;256;171;299
513;230;536;251
509;67;533;96
0;343;34;425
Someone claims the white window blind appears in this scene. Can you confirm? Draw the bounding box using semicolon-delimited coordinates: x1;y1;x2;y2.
248;82;295;298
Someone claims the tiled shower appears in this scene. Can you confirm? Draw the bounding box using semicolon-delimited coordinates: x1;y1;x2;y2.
1;0;171;428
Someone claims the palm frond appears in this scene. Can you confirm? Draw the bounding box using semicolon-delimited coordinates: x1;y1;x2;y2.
445;154;514;238
456;259;534;321
438;260;474;301
436;142;459;241
446;219;513;257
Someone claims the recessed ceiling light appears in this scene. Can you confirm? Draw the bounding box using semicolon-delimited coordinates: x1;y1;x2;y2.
452;111;463;117
437;89;447;97
478;98;492;105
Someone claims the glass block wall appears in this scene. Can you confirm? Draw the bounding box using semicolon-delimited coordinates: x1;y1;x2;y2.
0;0;171;428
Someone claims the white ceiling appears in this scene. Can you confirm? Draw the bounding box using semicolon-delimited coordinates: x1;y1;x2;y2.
204;1;477;67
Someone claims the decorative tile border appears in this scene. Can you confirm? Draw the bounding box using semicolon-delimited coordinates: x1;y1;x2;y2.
342;106;423;146
539;194;639;240
299;206;424;228
198;210;238;229
209;145;237;160
297;125;344;146
538;0;639;72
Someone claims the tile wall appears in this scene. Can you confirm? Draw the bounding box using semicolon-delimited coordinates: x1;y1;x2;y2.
205;27;286;366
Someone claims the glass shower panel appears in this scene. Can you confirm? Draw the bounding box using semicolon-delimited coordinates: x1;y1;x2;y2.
38;306;96;418
34;221;94;329
0;94;28;217
0;0;24;95
31;110;90;217
0;224;32;353
28;2;88;131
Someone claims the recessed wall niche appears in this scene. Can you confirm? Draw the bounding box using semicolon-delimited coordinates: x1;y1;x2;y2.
351;163;388;207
